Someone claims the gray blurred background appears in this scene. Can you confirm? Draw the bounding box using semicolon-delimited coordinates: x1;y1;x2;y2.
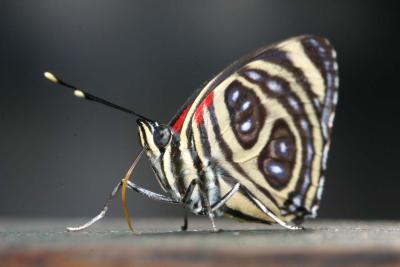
1;1;399;220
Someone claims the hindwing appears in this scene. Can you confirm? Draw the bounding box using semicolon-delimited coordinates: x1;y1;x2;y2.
170;35;338;223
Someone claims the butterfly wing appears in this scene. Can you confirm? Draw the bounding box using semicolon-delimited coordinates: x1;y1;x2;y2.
173;35;338;224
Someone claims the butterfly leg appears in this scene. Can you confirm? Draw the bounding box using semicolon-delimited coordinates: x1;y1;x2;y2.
126;180;179;203
67;179;179;231
200;188;218;232
181;210;188;231
179;179;199;231
181;179;218;232
208;183;302;231
241;186;303;230
211;183;241;212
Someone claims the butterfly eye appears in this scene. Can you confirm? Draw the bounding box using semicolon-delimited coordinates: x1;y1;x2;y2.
153;125;171;149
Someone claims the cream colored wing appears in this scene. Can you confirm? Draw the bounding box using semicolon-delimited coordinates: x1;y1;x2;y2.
175;35;338;223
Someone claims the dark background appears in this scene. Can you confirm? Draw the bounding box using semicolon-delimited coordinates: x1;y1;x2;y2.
1;1;399;220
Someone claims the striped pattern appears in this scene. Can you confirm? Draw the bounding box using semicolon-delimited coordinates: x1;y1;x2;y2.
141;35;338;225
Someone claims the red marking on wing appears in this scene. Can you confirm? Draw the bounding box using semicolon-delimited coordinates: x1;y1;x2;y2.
194;92;214;125
172;103;192;133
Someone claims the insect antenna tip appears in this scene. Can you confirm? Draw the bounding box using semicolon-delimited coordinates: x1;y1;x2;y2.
74;90;86;98
44;72;58;83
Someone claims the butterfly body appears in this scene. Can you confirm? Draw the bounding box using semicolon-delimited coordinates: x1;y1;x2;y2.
137;35;338;227
48;34;338;231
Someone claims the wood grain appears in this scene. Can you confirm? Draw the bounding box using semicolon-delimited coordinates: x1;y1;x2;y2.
1;219;400;266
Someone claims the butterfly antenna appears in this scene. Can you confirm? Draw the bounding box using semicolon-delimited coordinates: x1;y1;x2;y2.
43;72;154;122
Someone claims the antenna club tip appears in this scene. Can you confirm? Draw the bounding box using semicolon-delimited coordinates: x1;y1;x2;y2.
44;72;58;83
74;90;85;98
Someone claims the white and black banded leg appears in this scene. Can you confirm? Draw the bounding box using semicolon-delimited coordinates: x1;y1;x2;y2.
182;179;218;232
211;183;303;231
244;189;303;230
211;183;241;212
67;179;179;231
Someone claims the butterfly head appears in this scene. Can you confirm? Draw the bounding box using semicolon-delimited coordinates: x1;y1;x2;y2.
137;119;173;156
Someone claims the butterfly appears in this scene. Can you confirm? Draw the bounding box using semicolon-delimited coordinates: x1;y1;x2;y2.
45;35;338;232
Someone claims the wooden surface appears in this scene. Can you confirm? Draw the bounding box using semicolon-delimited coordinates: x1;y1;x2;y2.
1;218;400;266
